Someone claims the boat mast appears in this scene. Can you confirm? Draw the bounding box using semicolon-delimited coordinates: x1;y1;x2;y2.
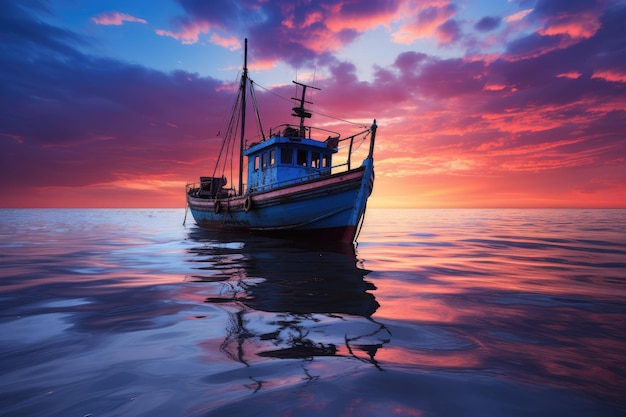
238;38;248;196
292;81;320;137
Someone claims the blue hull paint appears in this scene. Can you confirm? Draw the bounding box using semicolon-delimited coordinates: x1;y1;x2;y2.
187;158;374;243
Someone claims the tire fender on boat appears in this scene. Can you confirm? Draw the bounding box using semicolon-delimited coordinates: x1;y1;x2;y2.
244;196;254;213
214;201;222;214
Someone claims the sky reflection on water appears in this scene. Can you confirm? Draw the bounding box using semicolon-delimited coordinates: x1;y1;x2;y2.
0;208;625;417
359;209;626;409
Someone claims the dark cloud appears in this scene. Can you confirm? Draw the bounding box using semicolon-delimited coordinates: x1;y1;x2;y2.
172;0;403;67
590;2;626;70
417;4;457;26
531;0;606;17
0;1;85;59
474;16;501;32
437;19;462;44
176;0;246;25
499;3;626;89
416;58;486;97
0;2;230;191
504;32;563;59
393;51;428;73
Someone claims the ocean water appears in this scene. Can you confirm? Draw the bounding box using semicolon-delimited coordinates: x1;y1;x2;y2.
0;208;625;417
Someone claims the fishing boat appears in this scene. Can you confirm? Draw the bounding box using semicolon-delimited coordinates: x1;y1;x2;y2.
185;39;377;243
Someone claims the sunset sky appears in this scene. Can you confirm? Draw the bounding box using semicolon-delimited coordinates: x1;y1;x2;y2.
1;0;625;208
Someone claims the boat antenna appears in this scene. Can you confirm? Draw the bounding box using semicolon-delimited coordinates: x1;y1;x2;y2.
238;38;248;196
292;81;320;137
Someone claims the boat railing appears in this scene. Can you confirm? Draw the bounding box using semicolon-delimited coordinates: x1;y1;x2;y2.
332;127;374;172
267;124;341;142
185;181;237;199
263;123;373;173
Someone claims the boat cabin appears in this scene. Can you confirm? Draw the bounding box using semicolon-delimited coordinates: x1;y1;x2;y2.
244;128;338;193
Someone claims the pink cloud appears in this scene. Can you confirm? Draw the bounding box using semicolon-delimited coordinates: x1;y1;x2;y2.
504;9;533;23
483;83;507;91
156;21;211;44
534;0;604;41
393;3;457;44
540;17;601;40
556;72;581;79
155;20;239;50
591;70;626;83
209;33;241;50
324;1;402;33
91;11;147;26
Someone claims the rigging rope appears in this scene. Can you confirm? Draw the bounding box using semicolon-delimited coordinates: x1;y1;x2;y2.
207;74;372;196
213;83;242;184
249;81;266;141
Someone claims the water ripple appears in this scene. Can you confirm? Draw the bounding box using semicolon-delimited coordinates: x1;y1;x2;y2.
0;208;625;416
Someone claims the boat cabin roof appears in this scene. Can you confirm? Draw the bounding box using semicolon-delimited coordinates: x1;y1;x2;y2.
244;135;337;157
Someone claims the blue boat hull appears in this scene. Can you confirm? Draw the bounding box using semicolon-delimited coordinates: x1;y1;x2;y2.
187;158;374;243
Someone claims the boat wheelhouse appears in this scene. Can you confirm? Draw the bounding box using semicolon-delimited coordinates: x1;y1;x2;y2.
245;129;336;194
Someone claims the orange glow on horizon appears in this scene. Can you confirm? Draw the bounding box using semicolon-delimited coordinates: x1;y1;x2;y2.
3;153;625;209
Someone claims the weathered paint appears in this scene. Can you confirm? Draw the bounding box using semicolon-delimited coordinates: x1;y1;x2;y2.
187;158;374;243
244;135;336;193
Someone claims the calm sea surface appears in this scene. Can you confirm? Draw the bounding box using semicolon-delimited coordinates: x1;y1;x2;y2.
1;208;625;417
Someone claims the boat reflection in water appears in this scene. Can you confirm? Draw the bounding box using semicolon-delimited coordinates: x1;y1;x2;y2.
186;228;390;376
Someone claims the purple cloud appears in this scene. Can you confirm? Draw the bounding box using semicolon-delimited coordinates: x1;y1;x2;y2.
0;1;85;59
166;0;405;67
0;3;231;192
437;19;462;44
475;16;501;32
531;0;606;17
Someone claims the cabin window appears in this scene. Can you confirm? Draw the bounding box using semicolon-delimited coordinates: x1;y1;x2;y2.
297;149;308;166
312;152;320;168
322;154;331;168
280;148;293;164
270;149;276;166
254;155;260;171
262;152;270;169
